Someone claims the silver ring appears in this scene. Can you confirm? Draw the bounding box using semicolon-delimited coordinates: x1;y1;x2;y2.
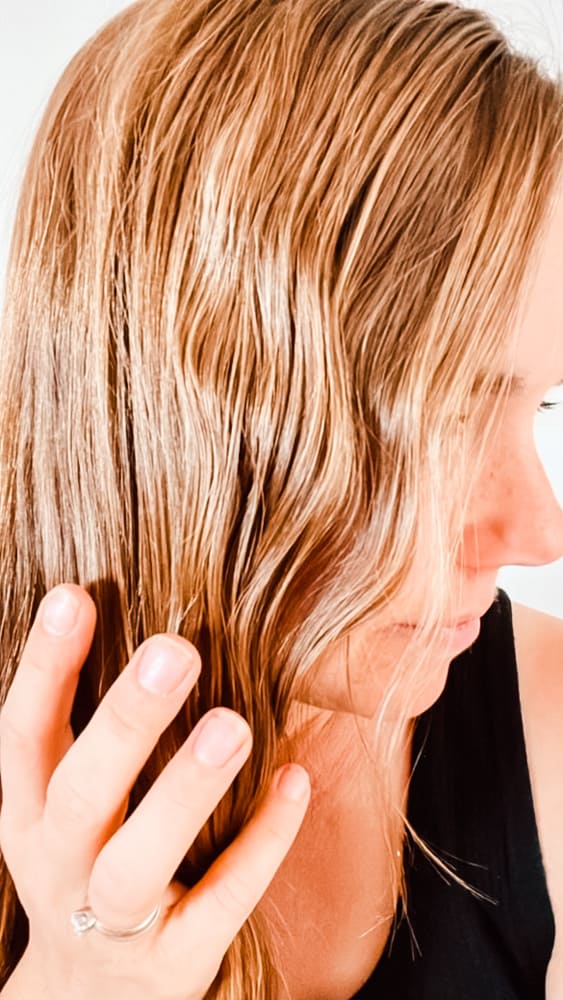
70;902;162;941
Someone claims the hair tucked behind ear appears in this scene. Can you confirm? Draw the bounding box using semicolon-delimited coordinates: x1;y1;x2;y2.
0;0;562;994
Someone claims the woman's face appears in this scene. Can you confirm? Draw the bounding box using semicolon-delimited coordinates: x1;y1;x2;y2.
302;187;563;720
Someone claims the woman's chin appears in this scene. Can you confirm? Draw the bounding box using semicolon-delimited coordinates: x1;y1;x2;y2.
400;661;455;717
296;616;481;720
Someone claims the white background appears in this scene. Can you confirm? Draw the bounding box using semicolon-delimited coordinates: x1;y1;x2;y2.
1;0;563;617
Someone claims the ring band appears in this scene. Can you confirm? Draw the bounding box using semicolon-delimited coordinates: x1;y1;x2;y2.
70;902;162;941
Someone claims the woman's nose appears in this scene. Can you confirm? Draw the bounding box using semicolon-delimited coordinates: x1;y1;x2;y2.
463;450;563;570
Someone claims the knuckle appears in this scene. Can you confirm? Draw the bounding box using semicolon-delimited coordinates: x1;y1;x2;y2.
160;771;195;814
211;866;254;919
90;853;136;905
261;816;293;852
100;695;144;744
0;810;17;854
163;788;192;816
0;710;30;754
46;764;98;831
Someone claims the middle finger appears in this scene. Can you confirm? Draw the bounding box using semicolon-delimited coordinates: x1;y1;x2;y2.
44;635;200;876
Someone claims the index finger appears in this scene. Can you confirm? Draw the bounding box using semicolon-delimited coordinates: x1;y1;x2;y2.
0;585;97;829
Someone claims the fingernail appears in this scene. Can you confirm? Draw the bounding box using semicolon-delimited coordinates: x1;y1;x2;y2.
137;638;196;696
192;711;249;767
41;587;80;636
276;764;310;803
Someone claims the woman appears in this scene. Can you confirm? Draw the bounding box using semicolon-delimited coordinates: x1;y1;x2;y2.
0;0;562;996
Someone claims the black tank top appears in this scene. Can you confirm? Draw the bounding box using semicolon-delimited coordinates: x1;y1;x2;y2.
355;589;554;998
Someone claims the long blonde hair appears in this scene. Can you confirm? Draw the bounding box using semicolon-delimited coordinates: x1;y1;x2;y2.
1;0;562;994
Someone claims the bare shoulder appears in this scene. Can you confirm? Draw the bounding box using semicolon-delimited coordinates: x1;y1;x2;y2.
511;602;563;994
512;601;563;737
512;601;563;710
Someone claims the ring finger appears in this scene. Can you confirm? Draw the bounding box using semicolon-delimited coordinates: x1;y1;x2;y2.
85;708;252;929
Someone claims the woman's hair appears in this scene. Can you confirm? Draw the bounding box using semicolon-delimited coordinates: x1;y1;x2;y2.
1;0;562;993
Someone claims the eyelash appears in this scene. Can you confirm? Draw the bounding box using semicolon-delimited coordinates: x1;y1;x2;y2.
538;400;562;413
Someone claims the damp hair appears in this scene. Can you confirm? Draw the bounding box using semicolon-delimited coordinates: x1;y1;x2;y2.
1;0;562;995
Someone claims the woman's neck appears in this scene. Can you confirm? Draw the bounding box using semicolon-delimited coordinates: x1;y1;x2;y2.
261;706;413;999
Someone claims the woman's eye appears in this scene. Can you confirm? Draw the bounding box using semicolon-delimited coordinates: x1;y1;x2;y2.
537;399;563;413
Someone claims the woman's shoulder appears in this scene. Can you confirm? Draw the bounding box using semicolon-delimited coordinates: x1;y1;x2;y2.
512;601;563;996
512;599;563;750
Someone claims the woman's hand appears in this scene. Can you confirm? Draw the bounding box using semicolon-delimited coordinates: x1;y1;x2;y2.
0;584;310;1000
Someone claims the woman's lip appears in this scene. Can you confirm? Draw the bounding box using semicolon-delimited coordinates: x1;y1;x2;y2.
394;617;480;631
392;617;482;650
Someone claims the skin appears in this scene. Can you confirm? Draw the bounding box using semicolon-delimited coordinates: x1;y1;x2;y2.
297;186;563;723
1;191;562;999
267;186;563;998
0;604;311;1000
513;602;563;998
